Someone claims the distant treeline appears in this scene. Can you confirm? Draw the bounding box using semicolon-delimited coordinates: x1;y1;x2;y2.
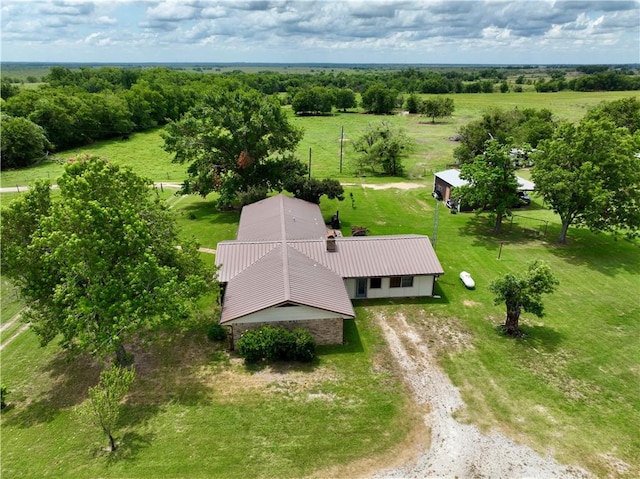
1;65;638;169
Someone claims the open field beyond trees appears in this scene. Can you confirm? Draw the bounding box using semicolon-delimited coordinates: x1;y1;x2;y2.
1;89;639;478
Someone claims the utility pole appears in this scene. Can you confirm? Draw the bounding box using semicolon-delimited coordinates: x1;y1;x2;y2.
308;148;312;179
431;198;440;247
339;125;344;173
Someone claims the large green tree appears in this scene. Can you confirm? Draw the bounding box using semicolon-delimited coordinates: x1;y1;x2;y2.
283;177;345;204
163;88;304;207
360;83;398;114
334;88;356;112
352;121;415;176
419;97;455;123
531;118;640;243
0;156;213;365
0;114;52;170
583;96;640;134
453;107;555;165
291;87;334;115
490;261;559;337
454;140;520;234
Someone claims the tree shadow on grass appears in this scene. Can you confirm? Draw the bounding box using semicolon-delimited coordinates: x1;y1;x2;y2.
457;214;550;249
3;328;217;432
541;229;640;277
109;431;155;464
495;323;565;353
3;351;102;428
179;202;240;225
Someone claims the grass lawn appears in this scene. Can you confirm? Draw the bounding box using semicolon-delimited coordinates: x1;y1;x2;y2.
324;187;639;478
0;309;418;479
1;89;639;478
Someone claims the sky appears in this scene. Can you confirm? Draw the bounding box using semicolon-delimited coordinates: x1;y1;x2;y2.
1;0;639;65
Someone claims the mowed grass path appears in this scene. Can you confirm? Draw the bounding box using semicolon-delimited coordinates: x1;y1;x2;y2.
1;90;639;478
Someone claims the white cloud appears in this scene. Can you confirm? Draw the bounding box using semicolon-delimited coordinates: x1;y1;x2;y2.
0;0;638;64
96;15;117;25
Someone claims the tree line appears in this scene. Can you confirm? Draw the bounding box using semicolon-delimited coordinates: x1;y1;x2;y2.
2;64;638;169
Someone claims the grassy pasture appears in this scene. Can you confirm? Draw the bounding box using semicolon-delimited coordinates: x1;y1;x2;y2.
2;90;637;189
1;89;639;478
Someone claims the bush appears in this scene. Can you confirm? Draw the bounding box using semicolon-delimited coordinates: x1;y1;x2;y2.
292;328;316;362
1;385;8;410
207;323;227;342
236;325;316;364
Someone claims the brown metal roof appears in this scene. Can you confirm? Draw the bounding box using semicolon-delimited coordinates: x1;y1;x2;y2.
236;194;327;241
216;235;444;282
215;241;279;282
220;242;354;324
217;195;444;323
289;235;444;278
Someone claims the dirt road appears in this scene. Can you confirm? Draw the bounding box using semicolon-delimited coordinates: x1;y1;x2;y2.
370;312;592;479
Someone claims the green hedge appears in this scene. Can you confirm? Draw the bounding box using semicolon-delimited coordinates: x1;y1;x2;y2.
236;325;316;364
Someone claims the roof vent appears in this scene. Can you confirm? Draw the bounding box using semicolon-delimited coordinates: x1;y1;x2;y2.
326;232;337;252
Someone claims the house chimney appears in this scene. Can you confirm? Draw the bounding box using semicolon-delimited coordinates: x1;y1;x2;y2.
326;232;337;252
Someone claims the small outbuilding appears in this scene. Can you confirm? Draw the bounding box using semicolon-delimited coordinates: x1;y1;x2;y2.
433;169;535;202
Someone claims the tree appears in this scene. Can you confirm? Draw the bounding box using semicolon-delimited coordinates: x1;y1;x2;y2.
404;94;420;114
85;364;136;452
532;118;640;243
163;88;304;207
352;121;415;176
584;97;640;134
291;87;334;115
283;177;345;204
334;88;356;112
453;107;555;165
360;83;397;114
0;114;52;170
0;156;213;365
489;261;559;336
1;78;20;100
419;97;454;123
454;140;520;234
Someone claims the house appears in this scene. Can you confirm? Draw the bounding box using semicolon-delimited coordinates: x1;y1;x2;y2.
433;168;535;202
215;194;444;346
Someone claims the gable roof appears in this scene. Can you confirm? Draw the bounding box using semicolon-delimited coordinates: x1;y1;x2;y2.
216;235;444;282
237;194;327;241
435;168;535;191
220;242;354;324
290;235;444;278
216;194;444;323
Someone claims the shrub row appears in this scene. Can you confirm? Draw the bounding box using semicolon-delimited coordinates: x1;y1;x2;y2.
236;326;316;364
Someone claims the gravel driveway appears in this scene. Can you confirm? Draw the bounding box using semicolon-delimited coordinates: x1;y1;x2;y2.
370;311;592;479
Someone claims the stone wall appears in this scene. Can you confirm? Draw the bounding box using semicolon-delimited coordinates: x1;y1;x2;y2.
231;317;344;346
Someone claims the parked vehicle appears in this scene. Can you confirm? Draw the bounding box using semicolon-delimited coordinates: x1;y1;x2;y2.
516;191;531;206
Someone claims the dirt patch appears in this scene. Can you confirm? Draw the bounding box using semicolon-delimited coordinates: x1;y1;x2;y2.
412;310;474;356
598;453;631;477
369;310;593;479
463;299;481;307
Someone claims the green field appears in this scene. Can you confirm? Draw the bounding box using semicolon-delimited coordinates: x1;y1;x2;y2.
1;90;639;478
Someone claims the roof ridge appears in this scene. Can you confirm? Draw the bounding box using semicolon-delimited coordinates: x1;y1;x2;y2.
282;240;291;301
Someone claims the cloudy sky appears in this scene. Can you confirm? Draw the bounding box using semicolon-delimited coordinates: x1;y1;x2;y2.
1;1;639;64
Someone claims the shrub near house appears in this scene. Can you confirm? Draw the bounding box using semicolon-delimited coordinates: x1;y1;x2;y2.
236;326;315;364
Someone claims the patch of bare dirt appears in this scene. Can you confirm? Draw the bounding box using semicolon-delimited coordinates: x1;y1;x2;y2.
369;311;593;479
599;453;631;478
412;310;474;357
